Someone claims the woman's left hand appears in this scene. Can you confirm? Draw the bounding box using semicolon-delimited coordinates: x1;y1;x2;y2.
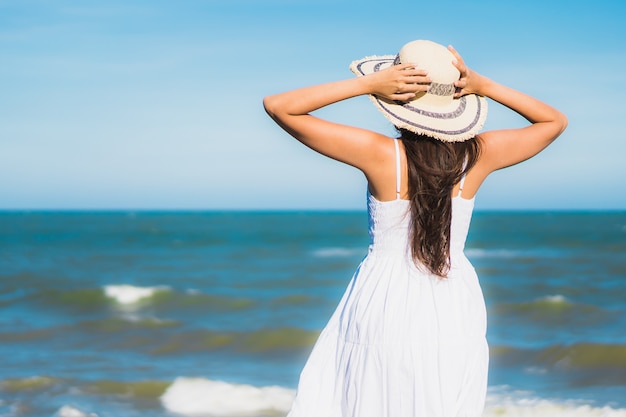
448;45;486;98
364;63;431;102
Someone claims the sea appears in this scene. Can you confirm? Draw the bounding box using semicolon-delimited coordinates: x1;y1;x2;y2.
1;210;625;417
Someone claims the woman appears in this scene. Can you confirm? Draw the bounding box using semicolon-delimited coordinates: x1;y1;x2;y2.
263;40;567;417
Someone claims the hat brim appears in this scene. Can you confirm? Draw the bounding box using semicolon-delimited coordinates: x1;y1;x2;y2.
350;56;487;142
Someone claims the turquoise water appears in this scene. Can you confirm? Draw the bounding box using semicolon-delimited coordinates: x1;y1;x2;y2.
1;210;625;416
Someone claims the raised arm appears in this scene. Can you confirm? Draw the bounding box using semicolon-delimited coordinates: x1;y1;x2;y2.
263;64;430;171
449;46;568;172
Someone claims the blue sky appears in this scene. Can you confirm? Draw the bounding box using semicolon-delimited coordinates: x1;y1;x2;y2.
1;0;625;210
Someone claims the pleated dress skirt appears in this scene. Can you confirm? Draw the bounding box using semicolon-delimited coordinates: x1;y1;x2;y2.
286;194;489;417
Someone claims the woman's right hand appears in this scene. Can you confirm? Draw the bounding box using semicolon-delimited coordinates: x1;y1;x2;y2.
445;45;567;176
364;63;431;102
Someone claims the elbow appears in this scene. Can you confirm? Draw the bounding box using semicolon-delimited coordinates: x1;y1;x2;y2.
263;95;281;121
547;111;568;143
262;95;275;117
556;112;568;137
263;95;292;135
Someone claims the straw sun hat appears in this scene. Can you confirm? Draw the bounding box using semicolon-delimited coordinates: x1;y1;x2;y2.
350;40;487;142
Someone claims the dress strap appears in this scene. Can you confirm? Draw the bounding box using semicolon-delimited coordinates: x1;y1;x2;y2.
393;139;401;200
457;156;468;198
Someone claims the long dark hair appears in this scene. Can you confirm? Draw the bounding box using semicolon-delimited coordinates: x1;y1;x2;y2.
399;129;481;277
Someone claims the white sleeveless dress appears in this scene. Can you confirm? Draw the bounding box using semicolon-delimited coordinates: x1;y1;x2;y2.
287;140;489;417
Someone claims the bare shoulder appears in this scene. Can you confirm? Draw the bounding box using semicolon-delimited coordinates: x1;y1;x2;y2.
360;132;397;170
363;136;406;201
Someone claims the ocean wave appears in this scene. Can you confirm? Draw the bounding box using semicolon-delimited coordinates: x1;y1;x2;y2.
492;295;608;322
157;378;626;417
28;286;165;312
0;323;320;355
159;379;626;417
30;285;256;313
538;294;568;303
145;326;320;355
0;375;59;392
53;405;98;417
104;285;257;313
466;248;522;259
499;294;574;312
484;389;626;416
0;317;179;344
5;376;626;416
75;317;181;332
82;379;170;399
493;343;626;376
311;247;364;258
465;248;564;259
35;288;110;311
160;377;294;416
0;375;170;400
103;284;170;305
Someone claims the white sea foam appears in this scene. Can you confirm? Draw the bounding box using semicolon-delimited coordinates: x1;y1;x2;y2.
160;377;295;416
312;247;363;258
484;387;626;416
465;248;522;259
54;405;98;417
159;379;626;417
103;284;169;304
466;248;565;259
538;294;568;303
